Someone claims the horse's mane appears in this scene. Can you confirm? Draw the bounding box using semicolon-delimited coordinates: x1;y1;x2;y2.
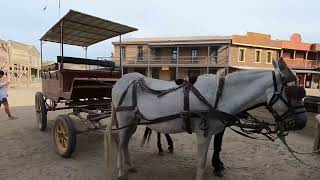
227;69;273;76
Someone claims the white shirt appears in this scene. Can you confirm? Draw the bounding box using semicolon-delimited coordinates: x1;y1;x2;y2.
0;80;8;100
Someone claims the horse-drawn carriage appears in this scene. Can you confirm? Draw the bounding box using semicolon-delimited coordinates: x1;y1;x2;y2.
35;10;137;157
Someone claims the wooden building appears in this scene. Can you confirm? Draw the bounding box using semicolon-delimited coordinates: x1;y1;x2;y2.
0;40;41;85
112;36;231;80
111;32;320;89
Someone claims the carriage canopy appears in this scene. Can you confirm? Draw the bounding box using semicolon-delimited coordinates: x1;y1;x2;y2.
41;9;138;47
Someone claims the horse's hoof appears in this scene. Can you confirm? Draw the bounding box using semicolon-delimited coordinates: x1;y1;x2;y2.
117;175;128;180
168;149;174;154
128;167;138;173
213;170;223;177
158;151;164;156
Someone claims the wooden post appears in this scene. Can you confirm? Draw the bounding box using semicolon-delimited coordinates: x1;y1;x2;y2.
176;46;179;79
313;114;320;154
317;52;319;67
60;21;64;70
305;51;308;68
119;35;123;76
148;47;151;77
207;46;210;74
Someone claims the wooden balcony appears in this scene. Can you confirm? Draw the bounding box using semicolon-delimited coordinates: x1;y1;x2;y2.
118;55;228;67
284;58;318;69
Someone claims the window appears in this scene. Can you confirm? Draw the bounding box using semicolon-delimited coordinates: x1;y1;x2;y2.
191;49;197;61
238;48;246;62
266;51;273;64
255;50;261;63
120;46;126;61
137;46;143;59
172;48;177;61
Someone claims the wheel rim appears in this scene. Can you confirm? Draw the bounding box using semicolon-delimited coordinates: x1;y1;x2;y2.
55;120;69;152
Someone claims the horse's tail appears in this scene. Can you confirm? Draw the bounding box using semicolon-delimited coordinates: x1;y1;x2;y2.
140;127;152;147
105;103;118;180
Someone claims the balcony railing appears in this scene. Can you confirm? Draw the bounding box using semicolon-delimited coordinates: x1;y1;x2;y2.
116;55;228;66
284;58;318;69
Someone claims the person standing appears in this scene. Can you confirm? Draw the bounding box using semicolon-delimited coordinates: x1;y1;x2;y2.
0;70;17;120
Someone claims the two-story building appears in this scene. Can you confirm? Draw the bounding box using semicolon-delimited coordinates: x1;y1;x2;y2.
229;32;282;71
112;36;231;80
0;40;41;84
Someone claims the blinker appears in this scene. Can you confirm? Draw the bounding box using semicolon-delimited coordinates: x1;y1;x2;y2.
285;86;306;99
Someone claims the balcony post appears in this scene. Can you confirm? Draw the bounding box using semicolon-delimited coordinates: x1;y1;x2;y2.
207;46;210;74
293;50;296;68
119;34;123;76
148;48;151;77
227;44;231;67
317;52;319;67
305;51;308;68
176;46;179;79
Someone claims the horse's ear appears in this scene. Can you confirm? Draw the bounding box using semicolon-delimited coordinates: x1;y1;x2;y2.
277;57;296;82
272;58;278;69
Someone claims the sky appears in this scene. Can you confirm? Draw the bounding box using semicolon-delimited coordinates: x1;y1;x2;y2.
0;0;319;61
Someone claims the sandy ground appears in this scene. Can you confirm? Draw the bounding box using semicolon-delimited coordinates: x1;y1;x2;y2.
0;85;320;180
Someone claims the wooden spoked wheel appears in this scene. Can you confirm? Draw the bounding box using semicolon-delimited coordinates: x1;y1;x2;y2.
35;92;47;131
53;115;77;158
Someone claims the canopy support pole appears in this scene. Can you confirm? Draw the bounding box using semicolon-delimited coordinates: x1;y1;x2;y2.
40;40;43;68
60;21;64;69
119;34;123;76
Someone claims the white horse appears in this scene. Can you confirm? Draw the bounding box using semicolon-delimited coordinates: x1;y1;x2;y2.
105;58;307;180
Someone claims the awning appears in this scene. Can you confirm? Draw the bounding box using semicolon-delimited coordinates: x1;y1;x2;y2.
41;10;138;47
149;40;231;47
293;69;320;74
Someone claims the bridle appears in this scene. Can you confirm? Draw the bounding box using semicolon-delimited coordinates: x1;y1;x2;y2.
267;71;306;124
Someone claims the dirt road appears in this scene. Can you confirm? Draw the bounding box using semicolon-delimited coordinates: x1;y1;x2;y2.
0;86;320;180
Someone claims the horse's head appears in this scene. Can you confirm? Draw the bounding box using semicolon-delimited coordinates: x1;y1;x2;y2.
265;58;307;130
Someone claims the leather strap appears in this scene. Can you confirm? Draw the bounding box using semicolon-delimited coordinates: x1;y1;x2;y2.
183;82;192;134
214;77;225;109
